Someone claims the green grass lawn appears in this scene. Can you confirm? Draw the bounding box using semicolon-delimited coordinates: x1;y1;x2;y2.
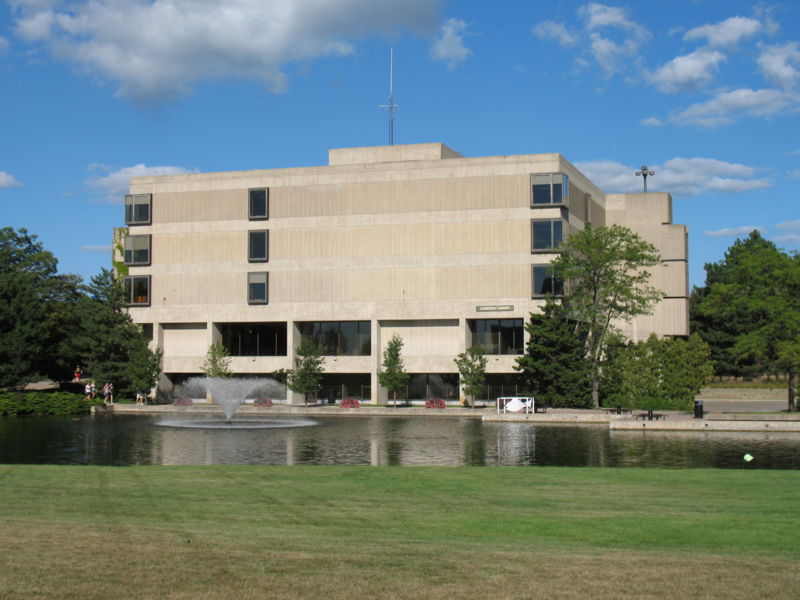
1;465;798;599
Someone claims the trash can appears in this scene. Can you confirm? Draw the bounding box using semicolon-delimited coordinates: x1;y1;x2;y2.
694;400;704;419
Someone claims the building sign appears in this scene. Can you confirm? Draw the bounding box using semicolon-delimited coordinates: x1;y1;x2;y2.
476;305;514;312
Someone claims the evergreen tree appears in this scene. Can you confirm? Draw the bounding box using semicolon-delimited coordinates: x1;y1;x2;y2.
378;335;410;407
287;339;325;406
514;300;593;408
454;345;488;407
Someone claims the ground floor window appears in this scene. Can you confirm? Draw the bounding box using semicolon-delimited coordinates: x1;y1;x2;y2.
297;321;371;356
219;322;287;356
318;373;371;402
479;374;525;401
407;373;459;401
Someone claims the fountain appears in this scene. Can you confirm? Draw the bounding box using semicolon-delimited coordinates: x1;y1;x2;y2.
156;376;317;430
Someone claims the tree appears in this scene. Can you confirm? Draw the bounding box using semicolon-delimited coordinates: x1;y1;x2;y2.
692;231;800;410
601;333;713;410
200;342;232;378
454;346;488;407
0;227;83;387
378;335;410;407
552;224;662;407
514;300;593;408
286;339;325;406
67;269;162;399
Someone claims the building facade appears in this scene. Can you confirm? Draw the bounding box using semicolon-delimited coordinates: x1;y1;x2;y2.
120;143;688;403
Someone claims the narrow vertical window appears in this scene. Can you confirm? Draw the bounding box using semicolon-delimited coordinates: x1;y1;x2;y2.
248;272;268;304
248;230;268;262
531;219;563;251
532;266;563;297
249;188;269;220
123;235;151;265
125;194;152;225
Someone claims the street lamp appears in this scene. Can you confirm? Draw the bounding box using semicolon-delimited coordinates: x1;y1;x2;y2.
635;165;655;192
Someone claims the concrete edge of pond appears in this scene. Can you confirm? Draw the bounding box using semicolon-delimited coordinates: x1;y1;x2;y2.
97;404;800;432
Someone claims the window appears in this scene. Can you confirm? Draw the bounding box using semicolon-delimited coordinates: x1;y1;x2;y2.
531;173;569;206
123;275;150;306
531;219;563;251
468;319;524;355
248;272;268;304
220;322;287;356
249;188;269;220
532;266;563;297
125;194;152;225
248;230;268;262
123;235;151;265
297;321;371;356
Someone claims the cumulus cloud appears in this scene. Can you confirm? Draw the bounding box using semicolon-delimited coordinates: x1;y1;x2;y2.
579;3;650;75
757;42;800;89
533;21;578;47
574;157;770;196
11;0;443;106
670;88;800;127
649;48;726;93
87;164;196;203
640;117;662;126
774;234;800;244
0;171;23;188
776;220;800;231
430;17;471;68
683;16;762;47
704;226;765;238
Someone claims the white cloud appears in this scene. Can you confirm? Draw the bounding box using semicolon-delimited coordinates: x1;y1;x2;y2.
81;244;112;253
776;220;800;231
11;0;443;106
649;49;726;93
670;88;800;127
757;42;800;89
87;164;196;203
430;17;471;69
640;117;662;126
578;3;650;75
574;157;770;196
704;226;765;238
774;234;800;244
0;171;23;188
580;3;649;39
683;16;762;47
533;21;578;47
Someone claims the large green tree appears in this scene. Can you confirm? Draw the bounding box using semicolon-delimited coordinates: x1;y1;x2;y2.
287;339;325;406
67;269;162;398
0;227;83;387
691;231;800;410
514;300;593;408
551;224;662;407
378;334;410;407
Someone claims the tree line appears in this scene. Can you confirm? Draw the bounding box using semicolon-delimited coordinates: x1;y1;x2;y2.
0;227;161;398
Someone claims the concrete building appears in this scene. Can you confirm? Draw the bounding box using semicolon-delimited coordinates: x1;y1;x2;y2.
120;143;688;403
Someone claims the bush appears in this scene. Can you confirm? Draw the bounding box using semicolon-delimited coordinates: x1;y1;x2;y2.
254;398;273;408
425;398;446;409
0;391;96;416
173;398;193;406
340;398;360;408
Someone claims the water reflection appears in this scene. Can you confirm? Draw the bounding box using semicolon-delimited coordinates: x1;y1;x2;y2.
0;414;798;469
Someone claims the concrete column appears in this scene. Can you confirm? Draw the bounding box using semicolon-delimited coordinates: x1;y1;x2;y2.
286;321;303;405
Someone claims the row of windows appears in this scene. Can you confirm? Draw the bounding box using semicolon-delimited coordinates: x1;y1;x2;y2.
123;272;270;306
122;230;268;266
125;189;270;226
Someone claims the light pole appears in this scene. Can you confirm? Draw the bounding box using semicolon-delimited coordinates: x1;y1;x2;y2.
635;165;655;192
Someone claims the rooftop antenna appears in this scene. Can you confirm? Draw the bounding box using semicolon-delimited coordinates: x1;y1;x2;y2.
379;48;398;145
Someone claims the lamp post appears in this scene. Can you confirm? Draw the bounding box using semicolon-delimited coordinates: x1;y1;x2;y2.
635;165;655;192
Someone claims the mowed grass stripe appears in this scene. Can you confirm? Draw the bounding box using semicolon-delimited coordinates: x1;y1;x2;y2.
1;465;798;599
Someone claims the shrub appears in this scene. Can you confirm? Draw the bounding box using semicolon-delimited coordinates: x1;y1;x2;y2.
254;398;273;408
425;398;446;409
340;398;360;408
173;398;193;406
0;391;95;416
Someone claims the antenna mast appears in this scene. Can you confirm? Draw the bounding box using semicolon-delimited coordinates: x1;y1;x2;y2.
379;48;398;145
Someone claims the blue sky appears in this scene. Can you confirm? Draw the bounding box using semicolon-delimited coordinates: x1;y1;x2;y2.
1;0;798;288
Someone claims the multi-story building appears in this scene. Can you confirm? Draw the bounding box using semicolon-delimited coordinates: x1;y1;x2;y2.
120;143;688;403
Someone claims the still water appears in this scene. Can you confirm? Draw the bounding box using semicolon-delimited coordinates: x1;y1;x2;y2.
1;413;799;469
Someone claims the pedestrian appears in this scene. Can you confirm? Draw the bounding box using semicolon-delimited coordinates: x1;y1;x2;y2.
73;365;82;382
136;390;144;406
90;381;97;400
84;381;92;400
102;382;114;405
108;382;114;404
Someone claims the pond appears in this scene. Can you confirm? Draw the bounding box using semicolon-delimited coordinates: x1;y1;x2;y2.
1;413;799;469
